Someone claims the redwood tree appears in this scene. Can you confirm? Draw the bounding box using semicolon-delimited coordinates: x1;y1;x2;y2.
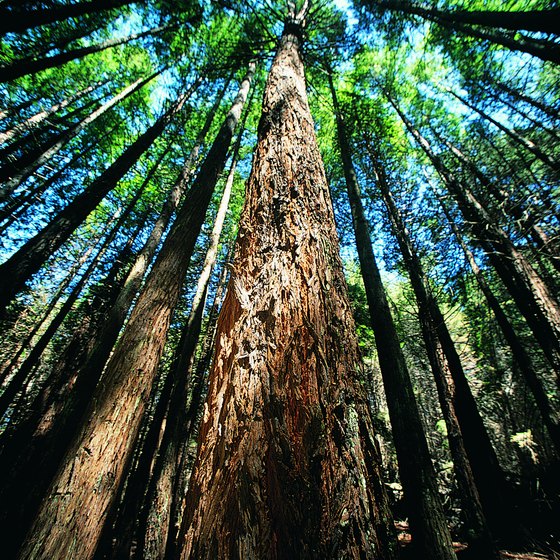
179;5;397;559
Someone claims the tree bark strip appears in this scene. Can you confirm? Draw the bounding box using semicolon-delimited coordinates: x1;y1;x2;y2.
366;0;560;64
142;100;250;560
438;196;560;454
0;83;102;146
0;216;146;559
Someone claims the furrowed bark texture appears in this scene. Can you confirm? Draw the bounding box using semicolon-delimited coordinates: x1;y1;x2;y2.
17;67;252;560
179;28;397;560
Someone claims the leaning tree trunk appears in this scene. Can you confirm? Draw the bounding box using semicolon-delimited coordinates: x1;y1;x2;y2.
0;25;172;83
179;13;398;560
369;0;560;64
449;90;559;173
0;217;145;560
18;64;254;560
0;0;140;34
439;197;560;454
0;69;164;197
0;80;196;317
0;82;102;145
490;80;560;122
389;95;560;384
327;72;455;560
372;0;560;33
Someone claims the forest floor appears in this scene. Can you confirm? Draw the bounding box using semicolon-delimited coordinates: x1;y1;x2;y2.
395;521;560;559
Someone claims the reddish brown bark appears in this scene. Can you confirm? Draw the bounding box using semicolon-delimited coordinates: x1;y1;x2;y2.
179;14;397;560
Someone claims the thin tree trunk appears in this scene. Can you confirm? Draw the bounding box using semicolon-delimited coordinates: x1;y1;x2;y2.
490;80;559;122
389;94;560;384
434;130;560;273
0;25;172;83
0;94;101;166
374;0;560;34
63;77;228;448
0;80;195;317
491;90;560;143
18;64;254;560
0;126;117;227
0;83;102;146
0;97;38;122
449;90;559;173
439;196;560;454
361;137;496;555
0;0;141;34
370;0;560;64
0;227;103;385
180;11;397;559
0;69;163;195
164;250;232;560
0;194;138;420
0;217;145;559
328;72;455;560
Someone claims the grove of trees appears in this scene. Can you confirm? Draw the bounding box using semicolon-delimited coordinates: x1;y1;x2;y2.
0;0;558;558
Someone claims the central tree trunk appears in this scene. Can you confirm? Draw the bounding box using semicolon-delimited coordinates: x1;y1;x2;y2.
179;15;397;560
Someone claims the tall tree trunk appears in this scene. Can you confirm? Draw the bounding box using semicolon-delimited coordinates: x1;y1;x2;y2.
448;90;559;173
0;25;172;83
0;191;139;420
0;69;163;195
489;80;559;122
94;81;231;559
0;0;141;34
142;102;249;560
165;249;232;560
0;97;38;122
64;77;229;449
0;225;103;385
327;71;455;560
389;94;560;385
0;216;145;559
360;136;496;555
18;64;254;560
179;12;397;559
0;79;195;317
433;130;560;273
0;122;120;230
0;94;101;164
371;0;560;33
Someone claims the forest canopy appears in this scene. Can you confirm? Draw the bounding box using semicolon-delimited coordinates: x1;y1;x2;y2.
0;0;559;559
